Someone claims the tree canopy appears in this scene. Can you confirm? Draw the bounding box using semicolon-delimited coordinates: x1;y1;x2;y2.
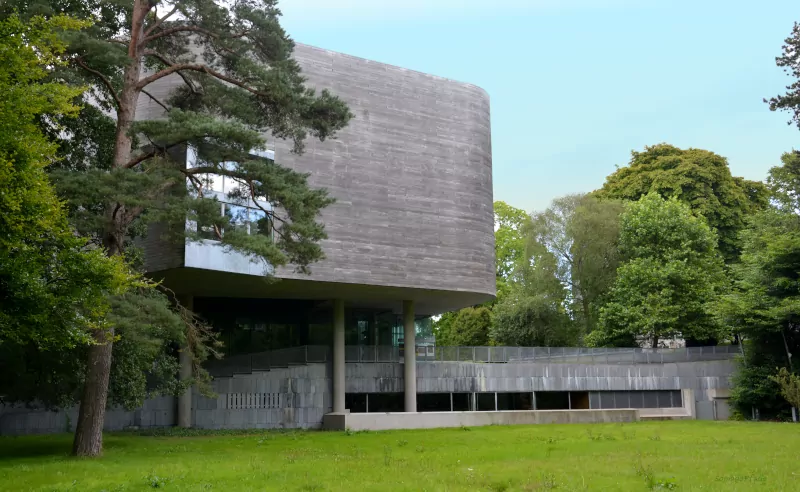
0;13;134;351
434;307;492;346
494;200;529;280
524;194;623;336
596;144;767;262
594;193;725;348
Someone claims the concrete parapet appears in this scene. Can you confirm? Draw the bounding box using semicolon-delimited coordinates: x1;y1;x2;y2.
323;409;640;431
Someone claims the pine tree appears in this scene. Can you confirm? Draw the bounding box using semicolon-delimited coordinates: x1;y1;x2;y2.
22;0;352;456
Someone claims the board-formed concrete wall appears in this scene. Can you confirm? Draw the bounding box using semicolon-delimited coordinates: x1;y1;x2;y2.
323;409;640;431
192;364;331;430
2;360;734;435
137;43;495;300
272;45;494;296
345;360;735;394
0;396;175;436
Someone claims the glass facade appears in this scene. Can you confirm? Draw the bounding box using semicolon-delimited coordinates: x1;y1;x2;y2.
194;297;432;357
187;149;276;242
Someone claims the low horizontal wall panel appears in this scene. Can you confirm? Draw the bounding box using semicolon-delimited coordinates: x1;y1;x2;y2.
323;409;640;431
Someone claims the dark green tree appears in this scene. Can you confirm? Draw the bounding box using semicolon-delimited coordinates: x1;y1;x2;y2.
16;0;352;456
714;19;800;420
596;144;768;263
434;307;492;346
594;194;725;348
713;207;800;419
766;22;800;130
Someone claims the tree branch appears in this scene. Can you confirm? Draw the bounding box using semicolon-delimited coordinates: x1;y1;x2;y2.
185;165;235;176
136;63;259;94
144;4;180;37
141;88;169;112
123;139;188;169
142;24;249;44
75;58;122;109
142;50;201;94
124;150;157;169
180;168;206;198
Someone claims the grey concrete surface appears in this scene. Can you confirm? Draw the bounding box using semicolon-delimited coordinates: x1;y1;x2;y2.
2;360;735;435
345;360;735;394
332;299;345;413
323;409;640;431
137;43;495;314
0;396;175;436
403;300;416;412
273;44;494;298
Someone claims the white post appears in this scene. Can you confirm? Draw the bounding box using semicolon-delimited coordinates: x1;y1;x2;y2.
403;300;416;412
332;299;346;413
177;294;193;428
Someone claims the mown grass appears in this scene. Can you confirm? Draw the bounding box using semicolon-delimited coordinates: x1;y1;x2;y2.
0;421;798;491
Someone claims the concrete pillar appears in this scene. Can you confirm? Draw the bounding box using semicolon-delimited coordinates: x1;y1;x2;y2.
177;295;193;428
403;300;416;412
332;299;346;413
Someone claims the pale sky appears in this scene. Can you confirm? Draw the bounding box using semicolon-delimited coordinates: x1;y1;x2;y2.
278;0;800;213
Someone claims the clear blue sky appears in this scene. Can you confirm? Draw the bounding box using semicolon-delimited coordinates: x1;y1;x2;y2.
280;0;800;213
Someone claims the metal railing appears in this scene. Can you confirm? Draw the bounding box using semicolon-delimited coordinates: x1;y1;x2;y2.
203;344;740;377
504;345;741;364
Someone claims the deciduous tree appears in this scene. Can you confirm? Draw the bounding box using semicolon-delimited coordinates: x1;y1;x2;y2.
595;194;725;348
494;200;529;281
525;194;623;336
490;238;577;347
597;144;767;263
0;13;133;353
434;307;492;346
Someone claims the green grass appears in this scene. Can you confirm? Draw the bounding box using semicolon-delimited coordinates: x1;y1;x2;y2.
1;421;798;491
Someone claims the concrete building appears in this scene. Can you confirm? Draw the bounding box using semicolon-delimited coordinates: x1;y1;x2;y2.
0;45;739;435
140;42;496;428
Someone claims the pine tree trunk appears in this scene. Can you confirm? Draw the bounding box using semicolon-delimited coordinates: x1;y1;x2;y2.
72;338;114;456
72;0;147;457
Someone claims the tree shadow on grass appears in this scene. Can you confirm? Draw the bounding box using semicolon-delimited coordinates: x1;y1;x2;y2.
0;435;72;461
0;434;134;462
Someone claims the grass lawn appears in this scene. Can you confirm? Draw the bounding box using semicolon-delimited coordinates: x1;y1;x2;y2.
0;421;798;491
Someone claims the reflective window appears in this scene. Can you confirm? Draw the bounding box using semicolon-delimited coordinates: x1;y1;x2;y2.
251;209;274;240
224;204;250;234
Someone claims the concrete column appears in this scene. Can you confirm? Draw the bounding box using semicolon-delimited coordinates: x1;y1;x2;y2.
332;299;346;413
403;300;416;412
177;295;193;428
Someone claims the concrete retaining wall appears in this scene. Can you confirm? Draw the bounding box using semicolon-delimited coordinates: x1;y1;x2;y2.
0;396;175;436
323;409;640;431
192;363;331;430
346;360;734;393
1;360;735;435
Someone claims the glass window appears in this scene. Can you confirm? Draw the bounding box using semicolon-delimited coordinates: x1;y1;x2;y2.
614;392;631;409
251;209;274;240
600;392;615;409
224;204;250;234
